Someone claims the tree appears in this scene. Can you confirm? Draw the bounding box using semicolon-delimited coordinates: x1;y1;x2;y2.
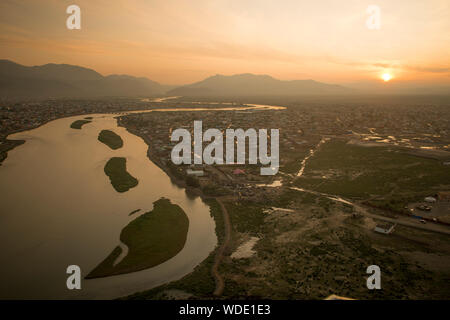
186;175;200;188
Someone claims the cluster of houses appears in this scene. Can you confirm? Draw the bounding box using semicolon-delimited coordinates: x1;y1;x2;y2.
374;223;396;235
0;98;150;141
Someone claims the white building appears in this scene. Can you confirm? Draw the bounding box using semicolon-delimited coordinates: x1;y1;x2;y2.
186;168;204;177
374;223;396;235
424;196;437;203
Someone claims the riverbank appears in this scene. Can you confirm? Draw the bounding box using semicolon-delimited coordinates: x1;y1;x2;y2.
0;139;25;166
117;117;198;194
117;117;231;299
125;198;226;299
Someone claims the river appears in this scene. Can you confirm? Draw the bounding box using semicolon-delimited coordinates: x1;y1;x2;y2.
0;103;284;299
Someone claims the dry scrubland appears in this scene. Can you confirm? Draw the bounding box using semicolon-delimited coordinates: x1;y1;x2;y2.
120;98;450;300
128;190;450;299
126;137;450;300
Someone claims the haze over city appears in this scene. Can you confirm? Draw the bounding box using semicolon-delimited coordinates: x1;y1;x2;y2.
0;0;449;91
1;0;450;306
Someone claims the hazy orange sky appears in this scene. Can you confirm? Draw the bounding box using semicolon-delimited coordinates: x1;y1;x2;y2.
0;0;449;85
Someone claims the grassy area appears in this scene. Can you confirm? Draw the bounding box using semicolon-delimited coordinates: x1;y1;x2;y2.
225;200;266;235
280;149;309;174
104;157;138;193
70;119;91;129
98;130;123;150
125;198;224;299
295;139;450;199
87;198;189;278
281;160;303;175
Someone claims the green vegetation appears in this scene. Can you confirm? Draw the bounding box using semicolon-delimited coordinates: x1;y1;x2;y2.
70;119;91;129
225;201;266;235
273;188;309;207
104;157;138;193
281;149;309;174
185;175;200;188
218;199;450;300
125;198;224;299
98;130;124;150
166;161;184;180
202;184;232;197
295;139;450;199
87;198;189;278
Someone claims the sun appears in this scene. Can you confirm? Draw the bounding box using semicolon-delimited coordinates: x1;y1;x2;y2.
382;73;392;82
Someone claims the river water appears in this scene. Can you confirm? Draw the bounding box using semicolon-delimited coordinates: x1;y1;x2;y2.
0;103;284;299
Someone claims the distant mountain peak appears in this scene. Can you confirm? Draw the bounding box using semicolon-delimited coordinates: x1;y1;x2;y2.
168;73;350;96
0;60;165;99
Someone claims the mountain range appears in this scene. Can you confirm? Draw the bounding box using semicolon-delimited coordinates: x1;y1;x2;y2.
0;60;355;99
167;73;351;96
0;60;167;99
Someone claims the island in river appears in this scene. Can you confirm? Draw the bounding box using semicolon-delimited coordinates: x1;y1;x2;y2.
70;119;92;129
98;130;124;150
0;109;217;300
104;157;138;193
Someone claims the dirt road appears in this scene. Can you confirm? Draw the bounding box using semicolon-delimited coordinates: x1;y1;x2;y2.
212;198;232;296
290;187;450;236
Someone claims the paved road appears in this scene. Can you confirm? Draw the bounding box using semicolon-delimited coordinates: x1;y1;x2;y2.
356;204;450;236
290;187;450;236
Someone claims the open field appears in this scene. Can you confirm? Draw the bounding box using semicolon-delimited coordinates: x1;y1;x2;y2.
104;157;138;193
294;139;450;200
87;198;189;278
